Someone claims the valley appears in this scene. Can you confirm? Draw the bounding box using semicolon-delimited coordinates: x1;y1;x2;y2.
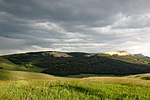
0;51;150;100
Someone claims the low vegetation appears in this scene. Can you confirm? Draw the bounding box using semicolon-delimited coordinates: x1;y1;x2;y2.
0;57;22;70
0;70;150;100
0;51;150;99
0;69;57;80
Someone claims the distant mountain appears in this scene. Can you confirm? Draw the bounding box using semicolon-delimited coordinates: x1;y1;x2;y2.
0;51;150;76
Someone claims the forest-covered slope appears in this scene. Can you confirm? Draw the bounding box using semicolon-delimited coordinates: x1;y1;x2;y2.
1;51;150;76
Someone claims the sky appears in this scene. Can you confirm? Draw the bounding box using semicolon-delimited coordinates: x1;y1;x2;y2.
0;0;150;56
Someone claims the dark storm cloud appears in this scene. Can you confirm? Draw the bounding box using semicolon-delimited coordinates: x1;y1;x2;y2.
0;0;150;56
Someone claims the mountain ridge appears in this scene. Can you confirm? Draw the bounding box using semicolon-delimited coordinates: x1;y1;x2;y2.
0;50;150;76
1;50;148;57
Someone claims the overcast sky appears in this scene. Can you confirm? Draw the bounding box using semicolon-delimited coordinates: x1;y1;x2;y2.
0;0;150;56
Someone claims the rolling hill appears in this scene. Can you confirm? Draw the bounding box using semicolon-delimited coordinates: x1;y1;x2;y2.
0;69;57;80
0;57;24;71
0;69;150;100
0;51;150;76
0;51;150;100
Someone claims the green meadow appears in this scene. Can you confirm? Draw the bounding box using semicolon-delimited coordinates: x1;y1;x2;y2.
0;69;150;100
0;51;150;100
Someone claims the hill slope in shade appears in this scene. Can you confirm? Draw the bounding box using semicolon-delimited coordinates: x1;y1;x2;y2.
1;51;150;76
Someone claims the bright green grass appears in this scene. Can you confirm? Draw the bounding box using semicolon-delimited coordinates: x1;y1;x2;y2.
0;80;149;100
0;70;150;100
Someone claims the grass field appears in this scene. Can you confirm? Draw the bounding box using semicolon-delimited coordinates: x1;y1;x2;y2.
0;69;150;100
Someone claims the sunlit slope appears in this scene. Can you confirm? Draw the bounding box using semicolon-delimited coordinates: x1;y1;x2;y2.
99;53;150;65
0;71;149;100
104;50;131;56
0;69;149;86
0;57;23;70
0;70;57;80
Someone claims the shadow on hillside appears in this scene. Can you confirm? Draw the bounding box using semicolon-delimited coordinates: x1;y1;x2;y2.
50;83;105;98
42;55;150;77
2;52;150;77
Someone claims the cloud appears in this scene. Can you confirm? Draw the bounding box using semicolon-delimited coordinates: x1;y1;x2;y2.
112;13;150;29
0;0;150;56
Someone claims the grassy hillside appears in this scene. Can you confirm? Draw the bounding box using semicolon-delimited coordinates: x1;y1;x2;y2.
0;70;150;100
0;57;23;71
1;51;150;76
0;69;57;80
0;51;150;99
99;53;150;65
0;57;43;72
